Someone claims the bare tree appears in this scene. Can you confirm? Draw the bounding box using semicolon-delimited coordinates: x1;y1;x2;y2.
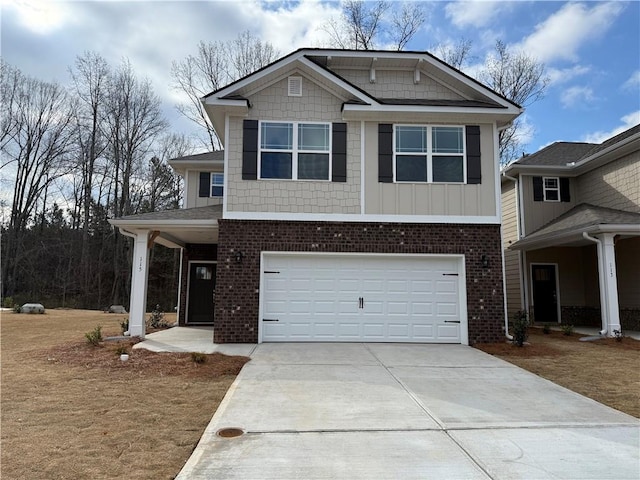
171;31;279;151
436;38;473;70
478;41;549;164
324;1;425;51
0;67;77;297
0;60;22;152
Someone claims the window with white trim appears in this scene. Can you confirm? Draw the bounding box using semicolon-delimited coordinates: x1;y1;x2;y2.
394;125;465;183
259;121;330;180
211;173;224;197
543;177;559;202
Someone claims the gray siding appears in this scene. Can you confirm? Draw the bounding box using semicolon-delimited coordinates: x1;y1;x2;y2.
184;170;224;209
576;151;640;212
501;181;522;317
521;175;576;235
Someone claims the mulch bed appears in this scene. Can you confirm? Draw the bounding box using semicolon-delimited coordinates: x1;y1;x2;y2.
41;337;250;379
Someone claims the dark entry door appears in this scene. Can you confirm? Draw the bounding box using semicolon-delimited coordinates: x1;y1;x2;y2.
531;264;558;323
187;263;216;325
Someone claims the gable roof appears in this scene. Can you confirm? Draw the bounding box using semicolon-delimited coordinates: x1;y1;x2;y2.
202;48;523;141
503;123;640;177
510;203;640;250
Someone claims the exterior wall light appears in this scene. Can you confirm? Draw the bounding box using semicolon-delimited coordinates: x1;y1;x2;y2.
481;254;489;269
234;251;244;264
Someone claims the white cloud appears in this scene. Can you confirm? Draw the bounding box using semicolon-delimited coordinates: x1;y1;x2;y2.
547;65;590;86
0;0;73;34
561;86;595;108
582;111;640;143
445;1;507;28
623;70;640;90
515;2;624;63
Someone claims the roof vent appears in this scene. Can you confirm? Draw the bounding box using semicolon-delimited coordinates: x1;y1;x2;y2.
288;76;302;96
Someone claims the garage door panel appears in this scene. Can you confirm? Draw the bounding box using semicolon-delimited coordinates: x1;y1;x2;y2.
262;254;464;343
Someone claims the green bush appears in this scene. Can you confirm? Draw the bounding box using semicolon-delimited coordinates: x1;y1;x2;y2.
613;329;623;342
190;352;207;364
3;296;14;308
85;325;103;346
115;345;128;355
542;324;551;334
512;310;529;347
146;304;170;329
561;324;574;336
120;319;129;334
13;304;22;313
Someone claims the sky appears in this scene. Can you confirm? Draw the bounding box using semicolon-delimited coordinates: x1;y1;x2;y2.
1;0;639;155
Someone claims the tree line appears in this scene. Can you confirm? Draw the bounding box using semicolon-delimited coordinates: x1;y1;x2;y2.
1;2;547;311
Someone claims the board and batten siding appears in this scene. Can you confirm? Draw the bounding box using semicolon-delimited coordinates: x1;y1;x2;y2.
501;181;522;318
364;122;497;216
184;170;224;209
576;151;640;213
225;73;361;214
521;175;576;235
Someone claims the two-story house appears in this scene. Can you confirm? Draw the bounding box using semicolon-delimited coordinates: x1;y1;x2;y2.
111;48;522;344
501;125;640;336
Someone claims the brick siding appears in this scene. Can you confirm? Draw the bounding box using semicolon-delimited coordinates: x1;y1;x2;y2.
214;220;504;344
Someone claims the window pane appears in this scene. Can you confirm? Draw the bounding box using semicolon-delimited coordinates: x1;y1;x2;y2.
261;152;292;179
545;190;559;201
544;178;558;189
211;186;224;197
298;124;329;151
212;173;224;185
261;122;293;149
432;127;463;153
396;155;427;182
432;155;463;182
196;266;212;280
298;153;329;180
396;126;427;153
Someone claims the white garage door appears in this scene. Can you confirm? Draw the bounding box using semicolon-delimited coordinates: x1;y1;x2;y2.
261;253;466;343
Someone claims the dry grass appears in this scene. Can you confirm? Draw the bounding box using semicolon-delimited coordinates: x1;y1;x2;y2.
476;328;640;418
1;309;249;479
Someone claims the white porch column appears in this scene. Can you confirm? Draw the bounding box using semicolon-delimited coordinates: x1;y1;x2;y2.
600;233;621;335
128;230;150;338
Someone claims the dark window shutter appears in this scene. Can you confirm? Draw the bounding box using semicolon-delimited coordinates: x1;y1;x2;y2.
466;125;481;184
242;119;258;180
199;172;210;197
560;177;571;202
332;123;347;182
533;176;543;201
378;123;393;183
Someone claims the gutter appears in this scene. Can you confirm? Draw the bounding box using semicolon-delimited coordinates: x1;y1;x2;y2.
582;232;608;336
500;171;520;341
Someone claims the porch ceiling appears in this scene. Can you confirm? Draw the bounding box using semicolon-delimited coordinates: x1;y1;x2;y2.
510;203;640;250
108;205;222;248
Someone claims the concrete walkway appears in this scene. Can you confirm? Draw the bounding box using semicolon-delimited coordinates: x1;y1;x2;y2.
133;326;256;356
174;342;639;480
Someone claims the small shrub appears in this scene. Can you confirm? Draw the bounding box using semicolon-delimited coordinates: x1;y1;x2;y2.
542;324;551;334
3;296;14;308
613;329;623;342
190;352;207;364
561;324;574;336
120;319;129;334
512;310;529;347
146;304;170;329
85;325;103;346
115;345;128;355
13;304;22;313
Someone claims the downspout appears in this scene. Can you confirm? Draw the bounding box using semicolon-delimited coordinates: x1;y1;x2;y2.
501;171;520;341
582;232;608;336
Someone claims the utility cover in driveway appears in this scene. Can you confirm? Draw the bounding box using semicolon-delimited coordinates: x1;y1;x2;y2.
261;253;466;343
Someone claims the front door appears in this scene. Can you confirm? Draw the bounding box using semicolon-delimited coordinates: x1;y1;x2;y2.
531;264;558;323
187;263;216;325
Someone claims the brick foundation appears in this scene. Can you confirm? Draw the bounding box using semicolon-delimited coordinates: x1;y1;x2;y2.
178;244;217;326
214;220;504;344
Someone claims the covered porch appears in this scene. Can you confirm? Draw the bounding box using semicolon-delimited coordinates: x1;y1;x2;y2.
108;205;221;339
511;204;640;335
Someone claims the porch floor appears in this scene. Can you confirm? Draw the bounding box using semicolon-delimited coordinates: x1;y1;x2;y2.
132;326;256;356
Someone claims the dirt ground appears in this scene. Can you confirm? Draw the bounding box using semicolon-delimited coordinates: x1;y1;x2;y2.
1;309;249;480
476;328;640;418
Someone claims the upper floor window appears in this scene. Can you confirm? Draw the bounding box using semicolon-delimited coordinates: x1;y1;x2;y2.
543;177;559;202
211;173;224;197
394;125;465;183
532;176;571;203
259;121;330;180
198;172;224;198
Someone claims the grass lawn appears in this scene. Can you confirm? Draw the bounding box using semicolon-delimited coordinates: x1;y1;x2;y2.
476;327;640;418
1;309;249;480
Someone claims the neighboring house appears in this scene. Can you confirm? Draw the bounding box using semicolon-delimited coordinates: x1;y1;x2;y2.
110;48;522;344
501;125;640;335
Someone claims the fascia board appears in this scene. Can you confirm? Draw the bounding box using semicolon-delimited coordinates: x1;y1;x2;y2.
511;223;640;250
343;103;519;116
108;219;218;229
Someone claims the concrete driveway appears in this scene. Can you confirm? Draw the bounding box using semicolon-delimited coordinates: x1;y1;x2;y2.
177;343;639;479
